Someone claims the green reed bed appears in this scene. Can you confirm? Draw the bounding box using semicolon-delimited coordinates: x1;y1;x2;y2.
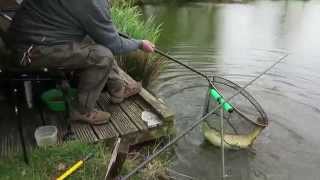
111;2;166;87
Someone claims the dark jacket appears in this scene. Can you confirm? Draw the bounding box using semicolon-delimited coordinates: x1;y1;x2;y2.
7;0;142;54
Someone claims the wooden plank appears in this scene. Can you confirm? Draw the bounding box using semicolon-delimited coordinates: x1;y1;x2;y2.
49;110;98;143
0;101;21;157
133;95;154;111
139;89;174;121
92;102;119;140
120;98;149;131
97;93;138;136
92;123;119;140
105;138;122;180
0;133;20;157
44;110;98;143
0;103;40;157
105;138;129;180
71;123;98;143
108;105;137;136
118;69;174;121
133;96;176;143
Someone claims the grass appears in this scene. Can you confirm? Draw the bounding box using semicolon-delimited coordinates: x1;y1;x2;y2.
0;141;109;180
111;2;161;43
138;142;172;180
0;140;173;180
110;2;167;87
121;138;174;180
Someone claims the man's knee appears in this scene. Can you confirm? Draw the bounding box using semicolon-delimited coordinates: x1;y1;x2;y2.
88;44;114;69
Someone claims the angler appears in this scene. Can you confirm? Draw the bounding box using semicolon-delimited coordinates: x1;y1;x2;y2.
6;0;155;125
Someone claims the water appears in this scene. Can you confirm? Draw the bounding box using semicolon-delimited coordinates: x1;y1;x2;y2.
141;1;320;179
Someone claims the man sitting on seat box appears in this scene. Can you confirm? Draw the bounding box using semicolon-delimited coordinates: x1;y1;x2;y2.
7;0;155;125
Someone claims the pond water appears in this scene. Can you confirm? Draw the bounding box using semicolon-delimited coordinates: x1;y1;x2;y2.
142;1;320;179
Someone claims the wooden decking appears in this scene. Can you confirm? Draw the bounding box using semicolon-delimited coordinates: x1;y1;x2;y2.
0;72;175;157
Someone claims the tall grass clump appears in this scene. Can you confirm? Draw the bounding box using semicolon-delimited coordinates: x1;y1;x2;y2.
110;2;165;87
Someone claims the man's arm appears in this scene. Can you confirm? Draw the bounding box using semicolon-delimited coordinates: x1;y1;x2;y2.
63;0;143;55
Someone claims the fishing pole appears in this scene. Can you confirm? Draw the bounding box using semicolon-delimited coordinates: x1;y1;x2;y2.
121;46;289;179
119;33;235;112
119;33;211;83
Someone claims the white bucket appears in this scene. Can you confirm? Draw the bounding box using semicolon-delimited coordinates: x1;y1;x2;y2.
34;125;58;147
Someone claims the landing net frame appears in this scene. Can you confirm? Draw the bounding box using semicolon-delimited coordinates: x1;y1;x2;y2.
203;76;269;147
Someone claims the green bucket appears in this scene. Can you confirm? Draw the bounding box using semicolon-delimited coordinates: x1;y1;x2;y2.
41;89;77;112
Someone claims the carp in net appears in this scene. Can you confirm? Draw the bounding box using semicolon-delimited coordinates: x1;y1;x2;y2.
202;76;269;149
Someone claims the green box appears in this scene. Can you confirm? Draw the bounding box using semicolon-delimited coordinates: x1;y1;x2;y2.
41;89;77;112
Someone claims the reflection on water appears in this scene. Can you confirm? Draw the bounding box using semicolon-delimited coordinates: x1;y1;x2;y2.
142;1;320;179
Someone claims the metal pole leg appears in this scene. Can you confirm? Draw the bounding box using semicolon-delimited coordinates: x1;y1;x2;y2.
13;88;29;164
35;81;46;125
61;80;75;141
63;95;75;141
220;108;225;180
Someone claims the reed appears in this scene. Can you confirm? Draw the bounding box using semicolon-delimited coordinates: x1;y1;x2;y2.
111;2;165;87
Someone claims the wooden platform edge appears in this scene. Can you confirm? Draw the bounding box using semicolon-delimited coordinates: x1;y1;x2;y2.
119;69;175;122
118;68;176;144
139;89;174;121
136;124;175;145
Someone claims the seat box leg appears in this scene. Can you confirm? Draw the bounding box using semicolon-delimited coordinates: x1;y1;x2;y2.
12;88;29;164
60;80;75;141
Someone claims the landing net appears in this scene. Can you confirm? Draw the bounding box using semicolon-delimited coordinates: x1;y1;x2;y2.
203;76;268;140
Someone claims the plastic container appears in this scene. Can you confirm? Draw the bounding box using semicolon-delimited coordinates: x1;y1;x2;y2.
41;88;77;112
34;126;58;147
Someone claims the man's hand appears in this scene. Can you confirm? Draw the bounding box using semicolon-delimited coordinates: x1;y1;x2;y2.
141;40;155;53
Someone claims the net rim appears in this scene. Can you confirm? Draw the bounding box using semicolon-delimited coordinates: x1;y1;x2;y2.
209;76;269;128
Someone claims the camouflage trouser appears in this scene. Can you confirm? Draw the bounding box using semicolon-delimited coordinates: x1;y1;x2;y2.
17;41;124;113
